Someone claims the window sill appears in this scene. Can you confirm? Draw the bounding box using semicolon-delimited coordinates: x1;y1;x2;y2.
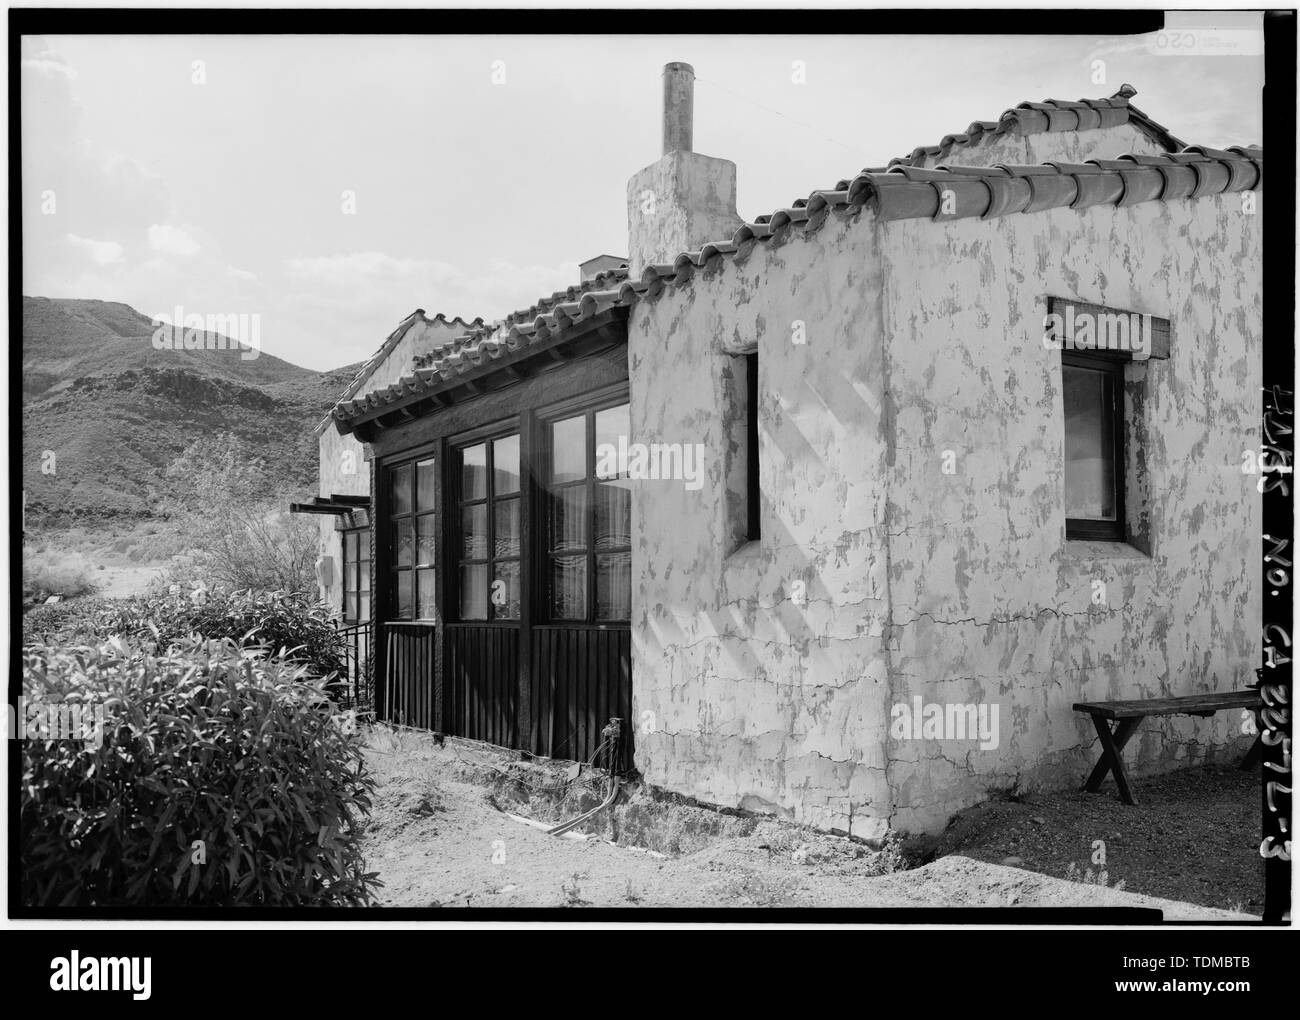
724;539;763;567
1063;539;1151;564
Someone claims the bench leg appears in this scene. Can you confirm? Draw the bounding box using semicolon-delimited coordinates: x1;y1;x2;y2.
1083;716;1142;805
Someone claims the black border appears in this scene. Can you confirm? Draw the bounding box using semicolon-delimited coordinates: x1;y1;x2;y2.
1259;8;1294;926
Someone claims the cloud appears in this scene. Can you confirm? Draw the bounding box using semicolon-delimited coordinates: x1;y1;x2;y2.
285;251;461;289
21;56;77;81
65;233;124;265
147;223;201;256
282;250;580;324
275;249;584;371
226;265;259;283
23;38;172;260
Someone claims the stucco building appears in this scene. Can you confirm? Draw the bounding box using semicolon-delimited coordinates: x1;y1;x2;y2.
314;67;1263;837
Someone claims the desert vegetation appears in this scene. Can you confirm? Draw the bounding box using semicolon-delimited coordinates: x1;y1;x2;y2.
21;587;378;907
24;431;320;606
22;546;99;603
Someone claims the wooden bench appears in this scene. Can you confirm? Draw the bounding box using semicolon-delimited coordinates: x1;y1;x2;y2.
1073;691;1262;805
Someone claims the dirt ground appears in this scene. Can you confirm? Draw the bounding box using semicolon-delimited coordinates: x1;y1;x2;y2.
356;728;1258;919
92;564;166;598
930;762;1265;915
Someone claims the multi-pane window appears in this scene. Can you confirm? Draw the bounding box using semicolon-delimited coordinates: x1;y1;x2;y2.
342;526;371;623
547;402;632;622
389;457;437;620
1063;353;1124;541
456;434;521;620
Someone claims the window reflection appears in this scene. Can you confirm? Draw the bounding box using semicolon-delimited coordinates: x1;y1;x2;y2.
1064;366;1115;521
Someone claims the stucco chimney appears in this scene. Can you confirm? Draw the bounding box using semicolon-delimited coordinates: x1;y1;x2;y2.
662;62;694;154
627;63;742;278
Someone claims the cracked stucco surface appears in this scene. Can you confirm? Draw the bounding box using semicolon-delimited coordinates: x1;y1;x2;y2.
629;208;894;839
881;193;1261;832
628;185;1261;836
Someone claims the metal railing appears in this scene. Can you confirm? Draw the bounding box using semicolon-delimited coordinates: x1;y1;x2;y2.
333;620;374;715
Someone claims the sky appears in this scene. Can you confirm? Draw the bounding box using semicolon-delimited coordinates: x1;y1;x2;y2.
21;13;1264;374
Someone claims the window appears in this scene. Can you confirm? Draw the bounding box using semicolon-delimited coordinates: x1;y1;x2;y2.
723;351;760;551
744;352;760;541
455;434;521;620
341;526;371;623
1063;352;1125;541
389;457;437;620
547;402;632;622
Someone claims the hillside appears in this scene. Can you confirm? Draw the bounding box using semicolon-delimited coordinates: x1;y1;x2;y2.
22;296;361;524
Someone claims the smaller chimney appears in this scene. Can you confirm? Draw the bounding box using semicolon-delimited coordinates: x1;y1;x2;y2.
662;62;694;155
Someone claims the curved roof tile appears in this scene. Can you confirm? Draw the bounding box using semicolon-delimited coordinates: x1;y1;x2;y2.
334;138;1258;429
889;85;1186;170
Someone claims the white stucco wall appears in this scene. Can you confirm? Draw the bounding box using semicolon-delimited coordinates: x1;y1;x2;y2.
629;184;1261;837
880;192;1261;832
628;207;895;839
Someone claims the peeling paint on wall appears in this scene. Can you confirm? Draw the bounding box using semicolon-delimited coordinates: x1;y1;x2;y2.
629;184;1261;837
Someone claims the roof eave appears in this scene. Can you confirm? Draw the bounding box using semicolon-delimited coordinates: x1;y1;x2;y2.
334;305;630;439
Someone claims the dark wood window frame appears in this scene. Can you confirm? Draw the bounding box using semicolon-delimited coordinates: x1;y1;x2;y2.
538;384;632;626
1063;350;1126;542
340;523;371;623
384;451;438;622
450;425;522;623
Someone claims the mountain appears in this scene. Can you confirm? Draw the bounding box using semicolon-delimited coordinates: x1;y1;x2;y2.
22;296;360;524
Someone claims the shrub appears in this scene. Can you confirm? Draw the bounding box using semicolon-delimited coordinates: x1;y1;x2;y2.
21;637;380;907
154;435;318;593
24;549;98;603
23;597;113;645
93;587;347;688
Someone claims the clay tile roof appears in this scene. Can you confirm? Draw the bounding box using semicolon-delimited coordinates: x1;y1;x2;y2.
334;90;1256;432
408;264;629;375
316;309;484;433
888;85;1186;169
332;264;631;428
624;142;1261;316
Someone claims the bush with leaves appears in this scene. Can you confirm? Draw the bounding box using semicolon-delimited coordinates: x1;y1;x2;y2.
23;597;113;645
21;636;380;907
90;587;347;689
23;547;99;603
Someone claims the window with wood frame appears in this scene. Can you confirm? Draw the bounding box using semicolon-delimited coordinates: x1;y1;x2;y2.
341;525;371;623
388;457;437;620
1062;352;1125;541
454;433;521;621
546;401;632;622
